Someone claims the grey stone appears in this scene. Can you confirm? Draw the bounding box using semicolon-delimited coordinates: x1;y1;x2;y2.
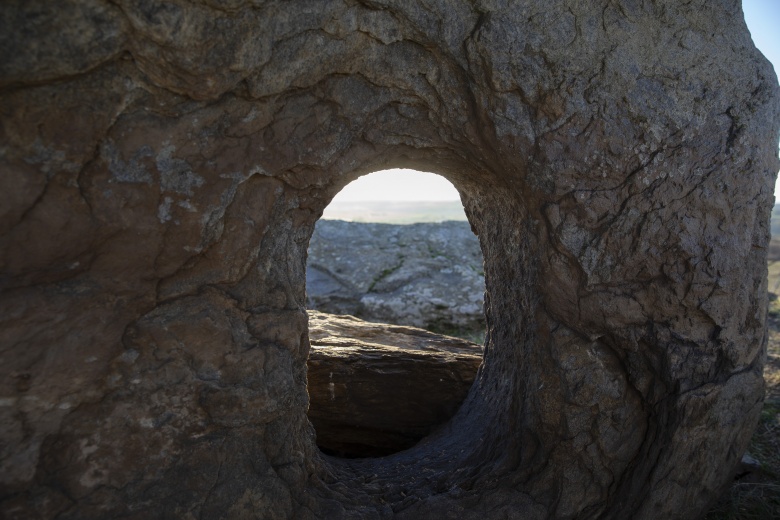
0;1;779;519
307;311;482;458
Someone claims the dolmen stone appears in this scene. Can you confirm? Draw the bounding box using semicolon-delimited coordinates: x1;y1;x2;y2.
1;1;779;519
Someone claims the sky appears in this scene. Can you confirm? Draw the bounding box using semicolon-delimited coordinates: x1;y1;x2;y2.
333;168;460;201
743;0;780;199
334;1;780;203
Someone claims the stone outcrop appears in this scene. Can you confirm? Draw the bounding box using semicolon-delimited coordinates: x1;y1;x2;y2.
307;220;485;333
307;311;482;458
1;1;779;519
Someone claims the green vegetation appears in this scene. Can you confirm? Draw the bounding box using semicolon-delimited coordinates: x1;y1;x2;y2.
750;402;780;476
367;258;405;292
705;483;780;519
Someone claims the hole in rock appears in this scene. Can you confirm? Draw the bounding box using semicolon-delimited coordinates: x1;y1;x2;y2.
305;169;486;458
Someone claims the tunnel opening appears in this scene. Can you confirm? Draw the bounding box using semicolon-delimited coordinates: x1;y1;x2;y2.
305;168;486;458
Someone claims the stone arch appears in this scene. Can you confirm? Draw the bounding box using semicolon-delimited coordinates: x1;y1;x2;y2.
1;2;779;519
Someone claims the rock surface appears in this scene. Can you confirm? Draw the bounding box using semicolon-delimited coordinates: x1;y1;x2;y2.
307;220;485;333
1;1;779;519
307;311;482;458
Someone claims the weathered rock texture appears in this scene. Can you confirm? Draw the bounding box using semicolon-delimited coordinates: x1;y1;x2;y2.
307;311;482;458
1;1;779;519
307;220;485;333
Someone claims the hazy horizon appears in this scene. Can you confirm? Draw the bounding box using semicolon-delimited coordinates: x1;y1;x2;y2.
321;199;468;224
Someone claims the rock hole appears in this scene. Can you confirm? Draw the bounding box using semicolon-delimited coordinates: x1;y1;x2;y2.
305;169;486;458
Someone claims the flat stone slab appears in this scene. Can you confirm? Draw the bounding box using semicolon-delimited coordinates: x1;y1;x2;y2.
307;311;482;457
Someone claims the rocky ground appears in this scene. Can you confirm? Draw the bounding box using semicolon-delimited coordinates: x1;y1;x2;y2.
306;219;485;340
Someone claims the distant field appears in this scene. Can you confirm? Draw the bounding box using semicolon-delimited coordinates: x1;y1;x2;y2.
772;204;780;238
325;201;780;234
768;205;780;295
321;200;467;224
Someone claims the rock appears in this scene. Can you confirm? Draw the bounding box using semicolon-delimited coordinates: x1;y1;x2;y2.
306;220;485;333
740;452;762;471
307;311;482;458
1;1;779;519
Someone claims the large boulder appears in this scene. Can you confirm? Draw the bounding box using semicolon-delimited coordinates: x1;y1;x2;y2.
306;220;485;333
1;1;779;519
307;311;482;458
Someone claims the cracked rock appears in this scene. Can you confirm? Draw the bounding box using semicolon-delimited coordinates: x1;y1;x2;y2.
1;1;779;519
